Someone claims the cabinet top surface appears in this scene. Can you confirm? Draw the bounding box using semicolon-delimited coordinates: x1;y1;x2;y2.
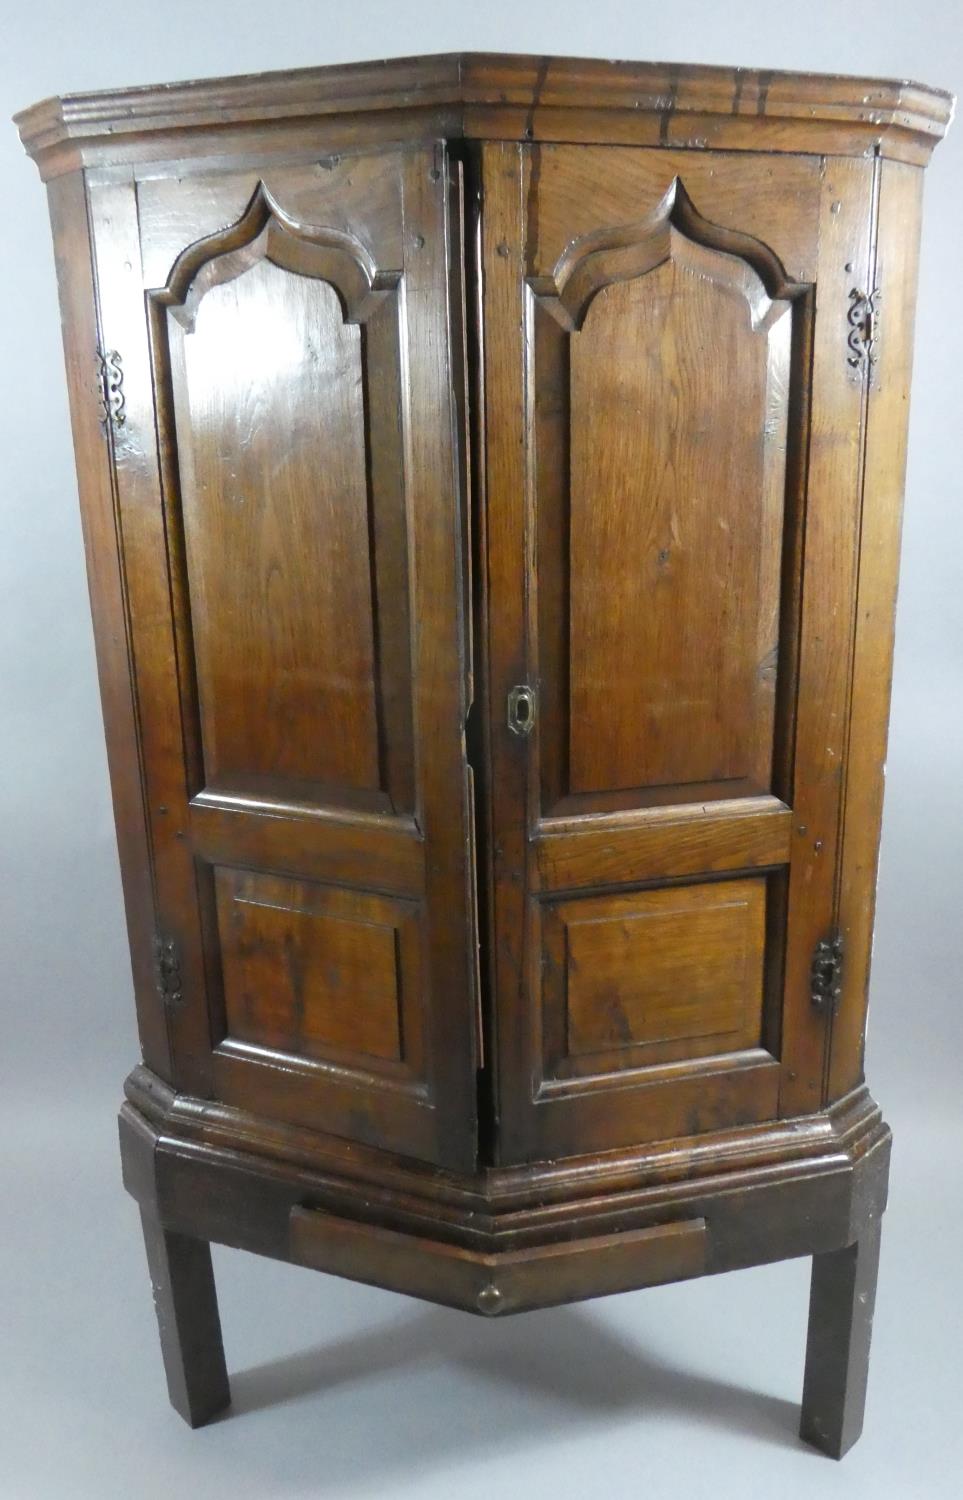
15;51;954;179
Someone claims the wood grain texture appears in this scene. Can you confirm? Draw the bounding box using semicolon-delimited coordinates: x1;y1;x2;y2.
16;53;953;181
290;1205;708;1315
24;50;947;1453
88;174;216;1099
484;142;814;1163
188;797;424;898
119;1082;890;1297
535;797;791;891
525;145;823;285
564;238;789;797
85;147;479;1169
138;1210;230;1428
480;141;532;1165
215;868;420;1072
554;878;765;1068
123;1065;889;1247
800;1216;883;1458
172;259;382;796
778;157;876;1117
830;161;925;1102
44;173;171;1080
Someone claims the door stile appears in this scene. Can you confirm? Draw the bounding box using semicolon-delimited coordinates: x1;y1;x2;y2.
47;170;173;1082
778;155;878;1116
479;142;537;1163
402;146;481;1170
87;172;216;1098
828;159;925;1103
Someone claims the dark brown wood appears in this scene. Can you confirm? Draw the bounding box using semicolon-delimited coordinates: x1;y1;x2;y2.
18;50;949;1455
777;155;875;1118
831;159;926;1101
44;173;171;1081
15;54;952;182
119;1090;890;1301
480;140;829;1164
291;1207;707;1315
800;1217;883;1458
81;146;480;1171
139;1210;230;1428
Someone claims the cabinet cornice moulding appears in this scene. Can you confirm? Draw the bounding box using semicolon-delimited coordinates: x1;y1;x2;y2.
15;51;955;180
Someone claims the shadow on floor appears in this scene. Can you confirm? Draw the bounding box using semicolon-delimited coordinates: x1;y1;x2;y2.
221;1300;802;1487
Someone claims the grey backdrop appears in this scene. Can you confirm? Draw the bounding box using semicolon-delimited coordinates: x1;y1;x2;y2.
2;4;960;1497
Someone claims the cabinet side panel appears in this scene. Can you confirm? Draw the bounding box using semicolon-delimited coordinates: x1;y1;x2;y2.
46;171;171;1079
830;161;926;1100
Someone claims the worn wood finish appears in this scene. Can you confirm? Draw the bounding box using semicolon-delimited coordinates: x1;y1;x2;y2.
16;54;952;181
139;1210;230;1428
120;1088;890;1290
561;207;791;800
800;1216;883;1458
482;141;822;1163
45;173;171;1080
290;1206;708;1315
830;160;926;1102
777;156;876;1118
83;148;479;1170
550;878;767;1072
123;1065;887;1235
535;797;792;890
20;50;949;1454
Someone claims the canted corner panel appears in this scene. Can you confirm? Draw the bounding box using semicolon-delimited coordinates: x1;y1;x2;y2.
148;181;415;817
530;178;811;816
213;866;425;1090
541;876;768;1085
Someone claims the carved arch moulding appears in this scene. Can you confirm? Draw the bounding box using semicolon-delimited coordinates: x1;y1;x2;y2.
528;177;812;332
148;179;402;330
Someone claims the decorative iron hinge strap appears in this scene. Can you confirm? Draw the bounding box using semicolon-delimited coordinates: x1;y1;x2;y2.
810;934;844;1017
846;286;881;374
95;347;126;429
153;934;183;1010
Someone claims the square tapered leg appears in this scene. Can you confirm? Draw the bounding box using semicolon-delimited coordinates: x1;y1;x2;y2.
800;1217;882;1458
139;1209;231;1427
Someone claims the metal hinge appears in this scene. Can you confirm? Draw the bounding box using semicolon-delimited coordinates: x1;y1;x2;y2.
846;287;881;375
811;934;844;1017
95;347;126;430
153;934;183;1010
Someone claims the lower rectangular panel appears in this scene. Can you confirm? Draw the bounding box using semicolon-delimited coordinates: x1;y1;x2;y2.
289;1205;707;1315
546;878;767;1076
214;868;423;1078
519;873;781;1160
209;865;438;1162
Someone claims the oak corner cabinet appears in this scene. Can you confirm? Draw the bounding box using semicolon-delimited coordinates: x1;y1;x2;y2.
17;50;953;1457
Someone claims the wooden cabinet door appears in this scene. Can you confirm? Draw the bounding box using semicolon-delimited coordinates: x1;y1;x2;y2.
481;142;875;1163
88;146;479;1171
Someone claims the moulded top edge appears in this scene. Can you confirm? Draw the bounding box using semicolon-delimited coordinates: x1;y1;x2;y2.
14;50;955;175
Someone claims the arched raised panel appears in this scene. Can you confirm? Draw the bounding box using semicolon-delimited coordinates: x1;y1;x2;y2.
150;185;414;814
530;180;810;812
